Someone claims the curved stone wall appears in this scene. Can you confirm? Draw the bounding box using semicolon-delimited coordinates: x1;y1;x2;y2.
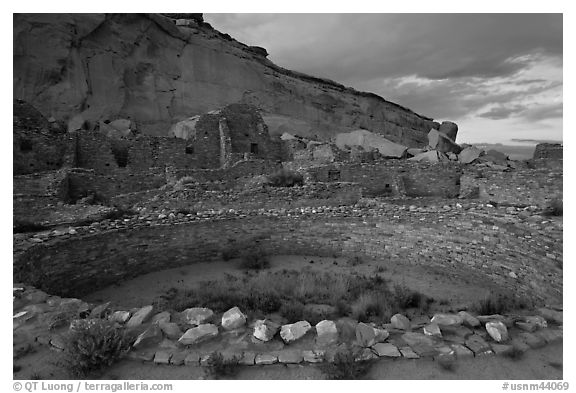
14;211;562;303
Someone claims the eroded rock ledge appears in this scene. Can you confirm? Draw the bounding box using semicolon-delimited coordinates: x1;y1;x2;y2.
14;13;438;145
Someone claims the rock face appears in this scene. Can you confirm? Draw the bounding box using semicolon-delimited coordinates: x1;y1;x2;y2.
13;13;440;146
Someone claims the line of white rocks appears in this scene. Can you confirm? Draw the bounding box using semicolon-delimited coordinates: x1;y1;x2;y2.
14;284;563;368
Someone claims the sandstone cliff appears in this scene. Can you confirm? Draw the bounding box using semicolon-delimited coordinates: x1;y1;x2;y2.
14;13;440;147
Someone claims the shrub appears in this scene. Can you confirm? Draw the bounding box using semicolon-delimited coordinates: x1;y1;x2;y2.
503;346;525;361
280;301;305;323
266;169;304;187
346;256;364;267
545;198;563;216
351;293;392;322
13;220;48;234
221;246;240;261
321;347;373;380
102;207;137;221
205;351;241;380
239;249;270;270
437;355;456;372
155;270;428;324
60;319;133;378
393;284;432;311
472;293;530;315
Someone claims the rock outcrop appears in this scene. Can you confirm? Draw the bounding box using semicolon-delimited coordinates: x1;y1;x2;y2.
14;13;440;147
533;143;563;160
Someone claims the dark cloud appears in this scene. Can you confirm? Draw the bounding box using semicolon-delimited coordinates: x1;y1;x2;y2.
204;13;563;143
478;105;526;120
206;14;562;82
520;103;563;122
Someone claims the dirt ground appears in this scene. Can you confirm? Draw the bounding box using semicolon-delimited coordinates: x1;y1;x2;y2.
13;340;562;380
83;254;507;312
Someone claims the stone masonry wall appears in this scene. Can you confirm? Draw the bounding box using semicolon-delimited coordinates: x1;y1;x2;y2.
304;161;462;198
14;213;561;304
460;167;563;207
533;143;563;160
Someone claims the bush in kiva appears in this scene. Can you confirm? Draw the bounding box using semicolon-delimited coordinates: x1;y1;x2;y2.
61;319;133;377
205;351;241;379
266;169;304;187
320;346;373;380
239;248;270;270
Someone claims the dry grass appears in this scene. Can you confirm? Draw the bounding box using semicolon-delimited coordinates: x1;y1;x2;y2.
472;292;531;315
155;269;430;324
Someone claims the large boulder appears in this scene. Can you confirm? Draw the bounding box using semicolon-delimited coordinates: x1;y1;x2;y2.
253;319;280;342
486;321;509;342
158;322;183;340
458;146;484;164
427;129;462;154
126;305;154;328
280;321;312;343
430;313;463;327
391;314;411;330
181;307;214;326
178;324;219;345
315;320;339;346
221;307;247;330
133;324;162;348
439;121;458;141
458;311;480;328
480;149;508;165
335;129;408;158
409;150;446;163
168;115;200;139
99;119;136;139
401;332;438;357
356;322;377;347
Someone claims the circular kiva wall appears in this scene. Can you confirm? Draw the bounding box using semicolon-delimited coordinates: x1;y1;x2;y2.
14;215;561;303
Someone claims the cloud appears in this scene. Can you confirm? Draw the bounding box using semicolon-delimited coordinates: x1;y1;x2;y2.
206;13;562;82
478;105;526;120
204;13;563;144
520;103;563;122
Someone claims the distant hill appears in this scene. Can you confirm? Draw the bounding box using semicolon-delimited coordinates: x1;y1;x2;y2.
472;143;538;160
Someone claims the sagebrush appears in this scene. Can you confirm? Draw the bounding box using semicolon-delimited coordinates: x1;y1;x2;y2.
60;319;133;377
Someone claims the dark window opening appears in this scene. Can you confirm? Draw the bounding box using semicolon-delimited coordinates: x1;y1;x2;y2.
20;138;33;152
250;143;259;154
185;146;194;154
110;144;129;167
328;169;340;181
385;184;390;188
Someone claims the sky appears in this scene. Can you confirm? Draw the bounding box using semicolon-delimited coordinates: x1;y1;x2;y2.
204;14;563;145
